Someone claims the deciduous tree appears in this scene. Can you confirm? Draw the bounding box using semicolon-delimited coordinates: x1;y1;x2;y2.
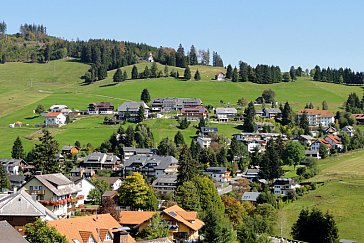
25;218;67;243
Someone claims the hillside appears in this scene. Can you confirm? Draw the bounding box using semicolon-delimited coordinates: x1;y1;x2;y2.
275;150;364;241
0;59;363;157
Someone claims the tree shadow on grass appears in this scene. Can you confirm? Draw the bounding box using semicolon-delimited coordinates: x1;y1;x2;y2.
234;124;244;131
99;83;118;88
25;116;40;120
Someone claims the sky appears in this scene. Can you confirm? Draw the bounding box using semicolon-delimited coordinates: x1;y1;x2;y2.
2;0;364;71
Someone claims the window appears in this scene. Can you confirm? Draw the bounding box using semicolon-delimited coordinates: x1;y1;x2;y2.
104;232;112;241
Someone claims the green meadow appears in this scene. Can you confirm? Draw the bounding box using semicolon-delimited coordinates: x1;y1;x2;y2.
0;58;363;157
275;150;364;241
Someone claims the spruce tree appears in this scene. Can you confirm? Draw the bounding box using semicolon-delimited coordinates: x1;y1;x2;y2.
242;102;255;132
164;65;169;77
174;131;185;147
0;165;11;190
131;65;138;79
176;44;187;68
259;139;282;180
282;102;293;126
32;130;60;174
290;66;297;80
137;106;145;123
184;66;191;80
140;88;151;103
151;62;158;78
238;62;249;82
12;136;24;159
176;146;198;186
232;67;239;82
189;45;198;65
226;64;233;79
194;69;201;80
113;68;123;82
122;70;128;81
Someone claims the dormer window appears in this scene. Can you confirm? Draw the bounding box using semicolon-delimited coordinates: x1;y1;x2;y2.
104;232;113;241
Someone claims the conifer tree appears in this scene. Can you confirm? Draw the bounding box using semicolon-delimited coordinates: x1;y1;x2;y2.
113;68;123;82
0;165;11;190
176;146;198;186
189;45;198;65
137;106;145;123
242;102;255;132
194;69;201;80
184;66;191;80
232;67;239;82
131;65;138;79
12;136;24;159
226;64;233;79
140;88;151;103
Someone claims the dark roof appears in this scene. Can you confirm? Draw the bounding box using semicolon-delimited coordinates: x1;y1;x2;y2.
273;178;297;186
152;174;177;186
95;176;121;185
102;191;117;197
241;192;261;202
0;221;29;243
7;175;26;183
124;155;178;170
0;158;27;166
89;102;114;108
201;127;218;133
204;167;228;173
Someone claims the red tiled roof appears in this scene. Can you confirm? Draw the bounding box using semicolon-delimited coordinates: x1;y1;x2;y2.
119;211;156;225
298;109;333;117
46;112;62;117
326;134;341;144
162;205;204;231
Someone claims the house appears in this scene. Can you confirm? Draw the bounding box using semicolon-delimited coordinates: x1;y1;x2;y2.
102;190;118;204
67;176;96;205
233;132;286;152
124;155;178;179
200;126;218;138
7;175;27;190
261;108;282;119
196;136;212;148
45;112;66;127
0;158;28;175
324;134;343;150
119;205;204;242
273;178;300;195
151;98;202;112
241;192;261;203
95;177;122;191
0;190;57;235
215;72;225;80
70;168;95;178
215;107;237;122
351;113;364;125
22;173;82;218
49;104;68;112
323;126;338;135
297;135;315;146
121;147;155;161
180;106;208;121
341;125;355;137
305;150;321;159
203;167;231;182
310;138;332;151
147;52;154;62
83;152;121;170
48;214;135;243
88;102;114;115
152;174;177;195
243;168;260;182
118;102;149;121
0;220;30;243
61;145;79;157
254;122;275;132
246;140;263;153
297;109;335;127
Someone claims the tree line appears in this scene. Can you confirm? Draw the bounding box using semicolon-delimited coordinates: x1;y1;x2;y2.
312;65;364;85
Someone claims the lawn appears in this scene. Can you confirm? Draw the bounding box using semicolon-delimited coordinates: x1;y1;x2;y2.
275;150;364;241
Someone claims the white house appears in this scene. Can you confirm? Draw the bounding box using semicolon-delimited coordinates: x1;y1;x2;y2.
215;107;237;122
68;177;96;206
49;104;68;112
203;167;231;182
215;72;225;81
118;102;149;121
341;126;355;137
273;178;300;195
197;136;212;148
246;140;262;153
297;109;335;127
45;112;66;127
324;134;343;150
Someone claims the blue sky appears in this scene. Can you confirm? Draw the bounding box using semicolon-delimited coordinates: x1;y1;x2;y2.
2;0;363;71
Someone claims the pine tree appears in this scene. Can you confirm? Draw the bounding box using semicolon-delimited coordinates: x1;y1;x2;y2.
232;67;239;82
12;136;24;159
32;130;60;174
174;131;185;147
238;62;249;82
322;100;328;110
137;106;145;123
259;139;282;180
113;68;123;82
226;64;233;79
184;66;191;80
122;70;128;81
189;45;198;65
290;66;297;80
143;66;150;78
282;102;294;126
176;44;187;68
131;65;138;79
299;112;310;135
176;146;198;186
242;102;256;132
194;69;201;80
140;88;151;103
151;62;158;78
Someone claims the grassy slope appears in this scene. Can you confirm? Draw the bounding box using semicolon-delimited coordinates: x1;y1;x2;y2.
0;59;363;157
275;150;364;241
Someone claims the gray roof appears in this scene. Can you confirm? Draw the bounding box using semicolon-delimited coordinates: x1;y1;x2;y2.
255;122;274;126
95;176;121;186
7;175;26;183
201;127;218;133
215;107;237;114
102;190;117;197
122;147;154;153
241;192;261;202
118;102;149;112
274;178;297;186
152;174;177;186
204;167;228;173
0;220;29;243
264;108;281;113
0;158;26;166
124;155;178;170
61;145;77;151
0;190;57;219
84;152;120;165
32;173;81;196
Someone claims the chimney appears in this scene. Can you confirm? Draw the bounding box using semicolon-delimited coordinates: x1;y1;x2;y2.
113;230;129;243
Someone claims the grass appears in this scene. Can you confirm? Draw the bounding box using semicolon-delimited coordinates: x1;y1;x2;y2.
0;58;363;157
275;150;364;241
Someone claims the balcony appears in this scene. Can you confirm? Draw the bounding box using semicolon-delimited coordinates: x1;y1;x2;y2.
29;190;46;195
169;224;179;232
